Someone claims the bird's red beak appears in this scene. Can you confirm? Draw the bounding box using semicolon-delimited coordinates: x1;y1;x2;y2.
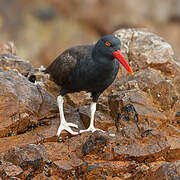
112;50;134;75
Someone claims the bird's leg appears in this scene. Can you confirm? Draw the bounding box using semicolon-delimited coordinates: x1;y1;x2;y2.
80;102;104;133
56;95;78;136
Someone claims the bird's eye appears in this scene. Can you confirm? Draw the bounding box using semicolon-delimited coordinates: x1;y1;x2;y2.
105;41;111;47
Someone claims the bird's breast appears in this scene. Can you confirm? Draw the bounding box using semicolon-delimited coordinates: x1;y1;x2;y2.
82;59;119;92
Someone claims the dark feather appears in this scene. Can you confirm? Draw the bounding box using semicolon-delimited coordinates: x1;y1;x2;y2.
45;45;92;86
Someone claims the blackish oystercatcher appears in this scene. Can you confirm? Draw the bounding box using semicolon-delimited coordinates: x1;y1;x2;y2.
45;35;134;136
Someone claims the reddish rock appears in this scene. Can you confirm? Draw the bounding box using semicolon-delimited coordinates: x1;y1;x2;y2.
0;69;57;137
114;29;177;76
112;134;170;163
148;160;180;180
0;54;32;73
65;92;91;108
108;89;166;129
0;161;23;179
112;68;179;113
165;136;180;162
3;144;47;172
78;105;114;131
86;161;137;179
32;173;62;180
0;118;59;154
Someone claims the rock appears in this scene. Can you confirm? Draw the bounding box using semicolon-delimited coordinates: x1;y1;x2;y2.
65;92;91;108
78;105;114;131
112;134;170;163
111;67;179;117
78;105;90;129
108;89;166;128
0;118;59;154
114;28;179;76
165;136;180;162
86;161;137;179
3;144;47;172
0;68;57;137
0;42;16;55
0;161;23;179
32;173;62;180
43;131;110;160
81;132;108;156
148;160;180;180
1;144;47;179
0;53;32;73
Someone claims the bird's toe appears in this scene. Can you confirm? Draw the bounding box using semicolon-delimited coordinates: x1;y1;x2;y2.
67;122;78;128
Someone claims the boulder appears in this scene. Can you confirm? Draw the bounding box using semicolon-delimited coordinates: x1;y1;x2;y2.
0;69;57;137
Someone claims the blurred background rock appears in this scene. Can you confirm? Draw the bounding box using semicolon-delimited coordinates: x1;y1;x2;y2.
0;0;180;67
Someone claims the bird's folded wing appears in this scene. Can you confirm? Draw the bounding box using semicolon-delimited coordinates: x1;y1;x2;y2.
45;45;92;86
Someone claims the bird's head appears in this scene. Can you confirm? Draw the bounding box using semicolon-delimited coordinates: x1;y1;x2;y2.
94;35;134;75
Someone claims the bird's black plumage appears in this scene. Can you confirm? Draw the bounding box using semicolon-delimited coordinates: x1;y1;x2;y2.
45;35;121;102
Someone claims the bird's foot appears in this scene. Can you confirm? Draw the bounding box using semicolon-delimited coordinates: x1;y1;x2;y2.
57;121;79;137
80;126;104;133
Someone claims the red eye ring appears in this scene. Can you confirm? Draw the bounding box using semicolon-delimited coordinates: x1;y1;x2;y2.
105;41;111;47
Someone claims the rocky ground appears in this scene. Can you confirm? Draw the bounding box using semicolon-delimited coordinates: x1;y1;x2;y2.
0;29;180;179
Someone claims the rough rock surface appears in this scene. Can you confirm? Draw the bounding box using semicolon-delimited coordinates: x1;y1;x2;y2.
0;29;180;179
0;65;57;138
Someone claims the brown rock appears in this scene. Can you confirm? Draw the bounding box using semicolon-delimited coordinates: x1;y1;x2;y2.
114;28;178;76
150;80;178;111
113;67;179;112
0;161;23;179
43;139;87;178
0;118;59;154
0;69;57;137
148;160;180;180
165;135;180;162
113;134;170;162
78;105;114;131
0;42;16;55
108;89;166;127
81;132;108;157
3;144;47;173
43;131;109;159
124;163;150;180
65;91;91;107
78;105;90;129
51;159;84;178
0;107;83;155
86;161;137;179
32;173;62;180
0;54;32;73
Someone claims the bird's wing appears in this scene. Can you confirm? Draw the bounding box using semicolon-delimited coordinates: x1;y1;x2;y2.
45;45;92;86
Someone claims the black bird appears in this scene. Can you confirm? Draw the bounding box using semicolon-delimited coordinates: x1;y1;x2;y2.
45;35;134;136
